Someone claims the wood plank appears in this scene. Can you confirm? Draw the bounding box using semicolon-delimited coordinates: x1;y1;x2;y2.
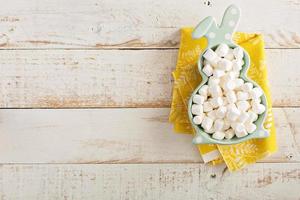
0;108;299;164
0;163;299;200
0;0;299;49
0;49;299;108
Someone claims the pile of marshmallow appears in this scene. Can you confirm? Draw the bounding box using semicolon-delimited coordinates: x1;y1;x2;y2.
191;43;266;140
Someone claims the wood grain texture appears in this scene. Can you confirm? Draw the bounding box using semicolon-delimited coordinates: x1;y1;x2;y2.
0;108;299;164
0;49;299;108
0;163;299;200
0;0;299;49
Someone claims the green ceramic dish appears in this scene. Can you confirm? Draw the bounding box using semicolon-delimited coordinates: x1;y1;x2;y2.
188;4;270;145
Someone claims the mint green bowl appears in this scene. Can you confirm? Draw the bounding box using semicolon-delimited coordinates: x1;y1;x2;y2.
188;5;269;145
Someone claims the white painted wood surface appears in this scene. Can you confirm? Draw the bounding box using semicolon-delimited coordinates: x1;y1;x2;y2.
0;49;299;108
0;163;299;200
0;108;299;163
0;0;299;198
0;0;299;49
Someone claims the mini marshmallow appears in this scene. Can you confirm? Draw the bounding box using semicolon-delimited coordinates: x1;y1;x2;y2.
198;85;208;97
249;87;263;99
222;97;228;106
201;116;213;130
215;43;229;57
225;49;234;61
208;85;222;97
207;110;217;121
245;122;256;133
233;46;244;60
237;91;249;101
214;119;224;131
212;131;225;140
238;112;249;123
210;97;223;108
216;106;227;119
225;128;235;139
232;59;243;72
225;90;237;103
203;101;213;112
193;114;204;125
252;102;266;114
235;78;244;89
203;49;218;63
210;57;221;68
191;104;203;115
208;77;220;86
247;111;258;123
236;100;250;112
204;127;215;134
235;128;248;138
234;123;248;138
223;119;231;130
222;79;236;91
193;94;205;105
203;64;213;77
226;105;241;121
217;59;232;71
241;82;253;92
213;69;225;78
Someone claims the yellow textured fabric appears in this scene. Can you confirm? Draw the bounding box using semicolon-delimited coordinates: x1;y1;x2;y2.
169;28;277;171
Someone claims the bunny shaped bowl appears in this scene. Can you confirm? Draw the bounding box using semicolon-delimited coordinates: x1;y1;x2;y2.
188;5;270;145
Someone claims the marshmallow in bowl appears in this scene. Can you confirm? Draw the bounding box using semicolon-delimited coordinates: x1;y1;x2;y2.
191;43;266;140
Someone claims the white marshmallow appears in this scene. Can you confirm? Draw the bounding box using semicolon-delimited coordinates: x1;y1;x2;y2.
215;43;229;57
241;82;253;92
203;64;213;77
226;105;241;121
208;85;222;97
210;57;221;68
201;116;213;130
234;123;248;138
203;101;213;112
207;110;217;121
204;127;215;134
193;94;205;105
217;59;232;71
235;78;244;89
236;100;250;112
252;102;266;114
249;87;263;99
198;85;208;97
210;97;223;108
225;90;237;103
233;46;244;60
223;119;231;130
222;79;236;91
238;112;249;123
232;59;243;72
222;97;228;106
208;77;220;86
213;69;225;78
247;111;258;123
191;104;203;115
216;106;227;119
245;122;256;133
203;49;218;63
225;128;235;139
225;49;234;61
237;91;249;101
214;119;224;131
193;114;204;125
212;131;225;140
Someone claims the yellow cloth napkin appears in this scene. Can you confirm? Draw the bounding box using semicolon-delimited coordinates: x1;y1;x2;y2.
169;28;277;171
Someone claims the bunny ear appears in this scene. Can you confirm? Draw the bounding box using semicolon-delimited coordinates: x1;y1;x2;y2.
192;16;214;39
220;5;241;37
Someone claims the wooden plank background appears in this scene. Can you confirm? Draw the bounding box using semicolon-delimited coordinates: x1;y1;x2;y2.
0;0;299;199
